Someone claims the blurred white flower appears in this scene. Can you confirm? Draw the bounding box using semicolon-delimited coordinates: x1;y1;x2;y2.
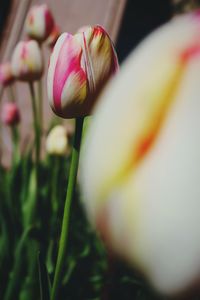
80;11;200;295
46;125;69;156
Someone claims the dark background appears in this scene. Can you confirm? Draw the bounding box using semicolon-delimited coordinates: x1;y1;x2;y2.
116;0;172;62
0;0;11;40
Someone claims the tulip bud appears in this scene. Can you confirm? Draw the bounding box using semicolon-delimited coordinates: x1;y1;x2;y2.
1;102;20;126
25;4;55;42
47;25;118;118
11;40;43;81
0;62;14;86
46;125;69;156
46;26;60;49
80;12;200;295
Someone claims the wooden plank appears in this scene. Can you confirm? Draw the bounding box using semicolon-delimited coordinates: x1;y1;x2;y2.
0;0;32;60
0;0;32;97
0;0;127;165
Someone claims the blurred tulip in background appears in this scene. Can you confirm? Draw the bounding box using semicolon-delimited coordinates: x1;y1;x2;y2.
1;102;20;126
25;4;54;43
46;125;69;156
11;40;43;81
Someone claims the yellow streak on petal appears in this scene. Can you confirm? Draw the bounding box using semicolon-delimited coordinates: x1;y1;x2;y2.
99;61;185;207
61;71;87;105
93;60;186;275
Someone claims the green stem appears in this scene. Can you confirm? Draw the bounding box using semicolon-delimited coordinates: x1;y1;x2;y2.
4;226;33;300
50;117;84;300
7;85;20;164
38;43;43;133
38;79;43;133
51;156;60;214
20;239;39;300
29;82;40;160
11;126;19;166
8;85;15;103
29;82;40;200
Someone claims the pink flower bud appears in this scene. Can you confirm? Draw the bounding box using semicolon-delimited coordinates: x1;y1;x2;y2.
2;102;20;126
47;25;118;118
11;40;43;81
0;62;14;86
25;4;55;42
46;26;60;49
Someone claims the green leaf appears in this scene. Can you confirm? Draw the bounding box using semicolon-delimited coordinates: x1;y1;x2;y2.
4;226;33;300
38;252;51;300
46;240;54;275
22;168;37;227
62;259;77;285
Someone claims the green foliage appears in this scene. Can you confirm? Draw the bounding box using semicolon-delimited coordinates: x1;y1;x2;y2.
0;140;166;300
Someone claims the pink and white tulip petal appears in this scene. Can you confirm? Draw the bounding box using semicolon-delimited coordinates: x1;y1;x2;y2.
47;33;87;118
47;25;118;118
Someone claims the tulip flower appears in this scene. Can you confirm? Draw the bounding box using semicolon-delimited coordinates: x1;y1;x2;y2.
25;4;54;42
80;12;200;295
0;62;14;86
11;40;43;204
11;40;43;81
47;25;118;118
46;26;60;49
1;102;20;126
46;125;69;156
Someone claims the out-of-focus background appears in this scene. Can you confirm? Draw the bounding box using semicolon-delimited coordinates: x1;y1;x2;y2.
0;0;173;165
1;0;200;165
